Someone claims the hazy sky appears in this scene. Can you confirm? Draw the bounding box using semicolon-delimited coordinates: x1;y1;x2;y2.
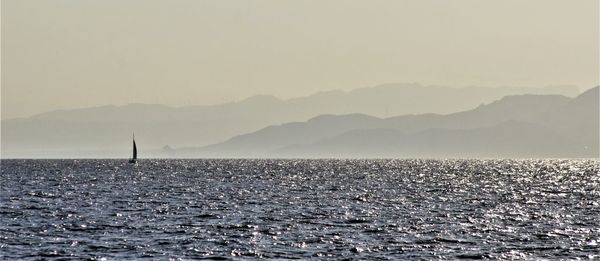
2;0;598;119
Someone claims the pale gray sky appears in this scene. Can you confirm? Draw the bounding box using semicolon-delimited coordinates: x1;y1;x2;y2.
2;0;598;119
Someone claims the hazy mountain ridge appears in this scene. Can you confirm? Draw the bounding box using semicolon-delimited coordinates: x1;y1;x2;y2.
181;114;384;157
176;87;598;158
275;121;583;158
2;84;580;158
533;86;599;147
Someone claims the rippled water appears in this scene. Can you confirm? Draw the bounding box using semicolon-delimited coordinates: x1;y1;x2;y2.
1;159;599;259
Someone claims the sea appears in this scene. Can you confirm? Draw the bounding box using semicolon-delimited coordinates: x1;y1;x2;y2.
0;159;598;260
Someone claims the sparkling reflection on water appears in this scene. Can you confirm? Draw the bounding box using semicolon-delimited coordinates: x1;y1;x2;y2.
1;159;599;259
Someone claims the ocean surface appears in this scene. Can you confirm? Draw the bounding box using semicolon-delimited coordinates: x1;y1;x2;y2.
1;159;599;260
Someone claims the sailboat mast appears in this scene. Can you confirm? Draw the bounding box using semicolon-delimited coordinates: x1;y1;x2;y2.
133;133;137;160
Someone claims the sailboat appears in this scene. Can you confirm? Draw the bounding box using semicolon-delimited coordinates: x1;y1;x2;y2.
129;133;137;163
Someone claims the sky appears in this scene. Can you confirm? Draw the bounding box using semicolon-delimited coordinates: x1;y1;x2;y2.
1;0;599;120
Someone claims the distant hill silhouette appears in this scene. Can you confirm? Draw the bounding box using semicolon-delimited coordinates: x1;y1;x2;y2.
275;121;581;158
175;87;598;158
2;84;579;158
534;86;599;151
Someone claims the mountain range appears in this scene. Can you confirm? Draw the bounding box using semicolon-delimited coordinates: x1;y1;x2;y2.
1;84;582;158
173;87;599;158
